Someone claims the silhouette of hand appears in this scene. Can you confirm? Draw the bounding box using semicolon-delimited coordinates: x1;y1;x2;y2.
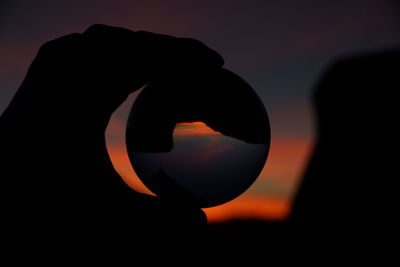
0;24;224;235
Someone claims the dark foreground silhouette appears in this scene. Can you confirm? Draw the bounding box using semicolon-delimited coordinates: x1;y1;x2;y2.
1;24;398;255
207;48;400;253
288;48;399;252
0;25;224;247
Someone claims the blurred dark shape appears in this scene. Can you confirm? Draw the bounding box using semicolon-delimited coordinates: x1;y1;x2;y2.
126;68;270;153
289;48;400;242
206;48;400;249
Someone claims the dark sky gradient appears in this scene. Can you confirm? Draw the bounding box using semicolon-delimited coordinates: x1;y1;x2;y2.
1;0;400;221
1;0;400;137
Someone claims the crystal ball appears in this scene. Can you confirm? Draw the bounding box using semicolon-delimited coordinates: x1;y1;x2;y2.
126;68;270;208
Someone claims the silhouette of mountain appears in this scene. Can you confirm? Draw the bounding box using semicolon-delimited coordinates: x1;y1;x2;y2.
146;167;209;207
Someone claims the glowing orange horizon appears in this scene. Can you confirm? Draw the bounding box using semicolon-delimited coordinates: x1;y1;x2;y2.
106;117;312;223
174;121;222;136
204;195;291;223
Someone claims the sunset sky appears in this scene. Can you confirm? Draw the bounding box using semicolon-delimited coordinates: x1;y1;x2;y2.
1;0;400;222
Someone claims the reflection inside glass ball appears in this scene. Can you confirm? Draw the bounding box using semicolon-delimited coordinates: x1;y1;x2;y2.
126;68;270;208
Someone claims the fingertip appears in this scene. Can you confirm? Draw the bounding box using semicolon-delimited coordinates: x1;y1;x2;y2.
176;38;225;68
190;40;224;68
210;48;225;67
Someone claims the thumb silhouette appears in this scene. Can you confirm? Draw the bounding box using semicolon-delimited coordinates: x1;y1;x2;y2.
0;24;224;242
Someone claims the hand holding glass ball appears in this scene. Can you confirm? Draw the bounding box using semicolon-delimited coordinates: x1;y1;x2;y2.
1;24;271;234
126;68;270;208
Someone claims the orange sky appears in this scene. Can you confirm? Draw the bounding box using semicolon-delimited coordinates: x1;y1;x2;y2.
204;195;291;223
106;119;313;223
173;122;222;136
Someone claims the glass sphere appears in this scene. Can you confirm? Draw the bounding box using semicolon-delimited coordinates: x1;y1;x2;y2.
126;68;270;208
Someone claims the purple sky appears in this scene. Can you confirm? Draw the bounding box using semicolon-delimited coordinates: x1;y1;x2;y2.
1;0;399;138
1;0;400;220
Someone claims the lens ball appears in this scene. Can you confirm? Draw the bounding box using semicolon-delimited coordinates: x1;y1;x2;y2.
126;68;270;208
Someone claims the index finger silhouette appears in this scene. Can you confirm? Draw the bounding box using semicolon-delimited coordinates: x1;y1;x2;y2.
83;24;224;78
77;24;225;121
